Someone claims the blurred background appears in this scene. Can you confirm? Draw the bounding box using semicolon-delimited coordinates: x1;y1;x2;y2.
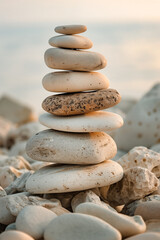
0;0;160;114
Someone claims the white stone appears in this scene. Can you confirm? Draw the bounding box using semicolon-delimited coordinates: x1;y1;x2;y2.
107;167;159;206
42;71;109;92
55;24;87;34
44;213;121;240
16;205;57;240
26;129;117;164
26;160;123;194
0;230;34;240
75;202;146;238
117;146;160;176
114;83;160;151
49;34;93;49
39;111;123;133
44;48;107;71
0;95;36;125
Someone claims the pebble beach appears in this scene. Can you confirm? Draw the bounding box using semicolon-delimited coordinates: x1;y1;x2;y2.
0;24;160;240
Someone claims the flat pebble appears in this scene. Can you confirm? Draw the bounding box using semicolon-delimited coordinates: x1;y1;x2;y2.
42;89;121;116
75;202;146;238
39;111;123;133
16;205;57;239
42;71;109;92
134;201;160;220
26;129;117;164
49;34;93;49
0;230;34;240
44;48;107;71
55;24;87;34
25;160;123;194
44;213;121;240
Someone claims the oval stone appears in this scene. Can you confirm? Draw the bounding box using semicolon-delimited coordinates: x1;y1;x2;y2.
26;130;117;164
44;213;121;240
42;71;109;92
39;111;123;133
44;48;107;71
49;35;93;49
25;160;123;194
54;25;87;34
42;89;121;116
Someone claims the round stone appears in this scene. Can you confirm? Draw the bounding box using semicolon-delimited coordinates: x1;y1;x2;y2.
25;160;123;194
39;111;123;133
0;230;34;240
42;71;109;92
49;35;93;49
44;213;121;240
26;129;117;164
54;25;87;34
42;89;121;116
44;48;107;71
16;205;56;239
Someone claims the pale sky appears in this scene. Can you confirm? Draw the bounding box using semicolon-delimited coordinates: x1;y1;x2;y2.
0;0;160;25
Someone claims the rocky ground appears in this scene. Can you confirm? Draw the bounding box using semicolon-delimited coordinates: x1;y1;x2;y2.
0;82;159;240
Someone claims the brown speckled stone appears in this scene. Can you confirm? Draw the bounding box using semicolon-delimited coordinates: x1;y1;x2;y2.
42;89;121;116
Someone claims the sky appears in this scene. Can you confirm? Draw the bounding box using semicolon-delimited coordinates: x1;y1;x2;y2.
1;0;160;25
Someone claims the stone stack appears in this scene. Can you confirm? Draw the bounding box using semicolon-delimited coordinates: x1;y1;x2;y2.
25;24;124;194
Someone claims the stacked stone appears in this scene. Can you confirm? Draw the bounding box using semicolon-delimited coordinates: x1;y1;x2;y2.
25;25;124;194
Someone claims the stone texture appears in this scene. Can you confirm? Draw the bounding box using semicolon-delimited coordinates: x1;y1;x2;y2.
134;201;160;220
124;232;160;240
44;48;107;71
107;167;159;206
114;83;160;151
16;205;57;239
39;111;123;133
146;219;160;233
26;160;123;194
49;34;93;49
0;230;34;240
117;146;160;177
42;89;121;116
44;213;122;240
0;95;36;125
26;129;117;164
42;71;109;92
75;202;146;238
55;24;87;34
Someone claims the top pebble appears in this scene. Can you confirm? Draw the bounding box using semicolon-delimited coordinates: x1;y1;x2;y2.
55;24;87;35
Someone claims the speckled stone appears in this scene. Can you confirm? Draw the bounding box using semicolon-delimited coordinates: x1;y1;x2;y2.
42;89;121;116
26;129;117;164
39;111;123;133
42;71;109;92
44;48;107;71
54;24;87;34
25;160;123;194
49;34;93;49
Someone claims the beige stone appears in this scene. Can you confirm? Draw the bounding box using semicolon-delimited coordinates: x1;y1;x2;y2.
124;232;160;240
49;34;93;49
75;202;146;238
42;71;109;92
50;206;70;216
26;129;117;164
0;166;21;188
55;24;87;34
26;160;123;194
44;213;122;240
146;219;160;233
39;111;123;133
107;167;159;206
42;89;121;116
117;146;160;177
0;230;34;240
16;205;56;239
134;201;160;220
44;48;107;71
0;95;36;125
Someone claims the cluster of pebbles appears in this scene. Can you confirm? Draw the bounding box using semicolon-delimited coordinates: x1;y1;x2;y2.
0;25;160;240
